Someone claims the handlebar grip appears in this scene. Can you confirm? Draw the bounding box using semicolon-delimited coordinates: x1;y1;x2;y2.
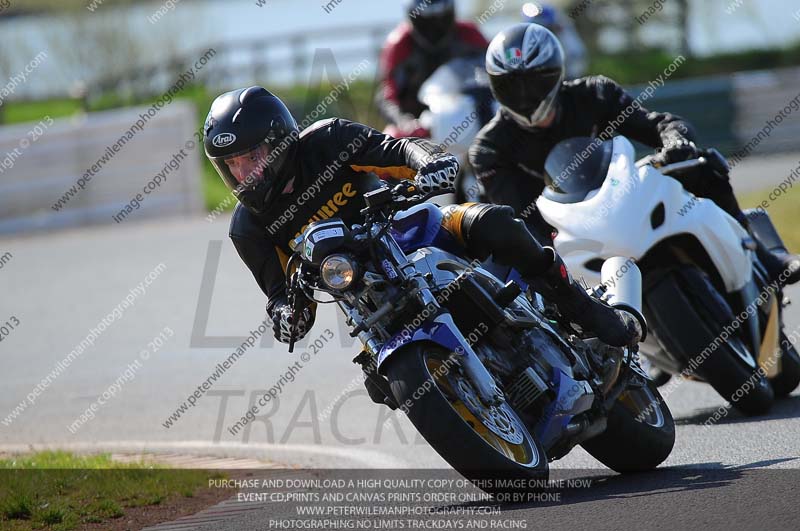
658;157;707;176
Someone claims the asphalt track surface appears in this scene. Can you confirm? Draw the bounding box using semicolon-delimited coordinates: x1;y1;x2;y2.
1;153;799;530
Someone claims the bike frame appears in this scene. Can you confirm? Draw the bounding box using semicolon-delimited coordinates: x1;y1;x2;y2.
369;203;603;449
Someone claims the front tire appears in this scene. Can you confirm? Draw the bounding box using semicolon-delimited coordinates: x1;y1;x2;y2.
385;344;548;492
644;267;774;416
581;380;675;473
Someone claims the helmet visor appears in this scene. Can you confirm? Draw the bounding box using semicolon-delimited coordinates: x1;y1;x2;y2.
491;68;563;127
413;13;455;38
209;139;291;213
210;141;276;192
410;2;455;46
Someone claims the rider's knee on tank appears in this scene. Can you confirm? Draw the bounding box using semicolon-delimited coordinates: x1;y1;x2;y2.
441;203;553;276
440;203;512;250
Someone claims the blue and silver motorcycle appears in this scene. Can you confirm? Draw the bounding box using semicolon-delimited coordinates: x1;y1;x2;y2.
285;184;675;491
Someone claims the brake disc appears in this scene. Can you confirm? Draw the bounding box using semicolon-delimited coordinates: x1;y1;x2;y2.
448;370;526;445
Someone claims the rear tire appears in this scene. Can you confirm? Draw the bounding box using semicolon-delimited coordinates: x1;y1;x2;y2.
385;343;548;493
644;267;774;416
581;380;675;473
770;331;800;397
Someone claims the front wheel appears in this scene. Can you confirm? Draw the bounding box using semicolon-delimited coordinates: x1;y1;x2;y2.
644;266;774;416
385;344;548;492
581;379;675;473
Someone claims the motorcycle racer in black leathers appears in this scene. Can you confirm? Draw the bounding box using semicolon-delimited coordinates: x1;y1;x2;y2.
469;23;800;285
203;86;640;348
377;0;489;138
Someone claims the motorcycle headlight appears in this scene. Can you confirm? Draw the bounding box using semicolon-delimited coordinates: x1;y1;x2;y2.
320;254;357;291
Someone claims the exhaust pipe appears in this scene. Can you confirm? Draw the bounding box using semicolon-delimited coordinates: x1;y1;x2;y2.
601;257;648;342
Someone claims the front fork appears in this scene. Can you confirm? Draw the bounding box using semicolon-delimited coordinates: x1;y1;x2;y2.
382;233;505;406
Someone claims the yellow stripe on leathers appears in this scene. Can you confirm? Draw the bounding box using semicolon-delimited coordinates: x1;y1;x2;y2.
440;203;478;247
350;165;417;180
276;246;292;274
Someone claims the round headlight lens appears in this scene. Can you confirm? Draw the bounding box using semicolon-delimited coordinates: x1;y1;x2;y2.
320;254;357;291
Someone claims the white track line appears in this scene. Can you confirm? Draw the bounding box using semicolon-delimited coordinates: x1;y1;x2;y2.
0;440;409;468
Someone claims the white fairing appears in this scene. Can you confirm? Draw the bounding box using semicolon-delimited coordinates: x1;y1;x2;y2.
537;136;753;293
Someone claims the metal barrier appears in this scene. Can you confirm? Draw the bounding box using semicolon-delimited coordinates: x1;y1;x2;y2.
628;75;738;155
90;24;393;105
629;66;800;157
732;67;800;155
0;101;203;235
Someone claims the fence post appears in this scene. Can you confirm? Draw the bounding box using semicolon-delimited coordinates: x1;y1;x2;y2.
291;35;307;86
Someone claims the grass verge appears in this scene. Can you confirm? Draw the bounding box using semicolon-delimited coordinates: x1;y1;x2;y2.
0;451;224;531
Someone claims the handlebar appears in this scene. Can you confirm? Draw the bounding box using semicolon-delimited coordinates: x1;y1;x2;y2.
361;183;453;217
636;147;729;178
637;156;708;176
284;181;454;350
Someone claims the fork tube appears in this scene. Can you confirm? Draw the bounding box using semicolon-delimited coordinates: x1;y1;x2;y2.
380;233;440;307
380;234;502;404
337;301;382;356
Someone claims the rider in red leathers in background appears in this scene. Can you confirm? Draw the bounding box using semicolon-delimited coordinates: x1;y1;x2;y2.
377;0;489;138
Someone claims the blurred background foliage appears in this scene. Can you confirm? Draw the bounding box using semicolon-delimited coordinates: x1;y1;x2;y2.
2;0;798;210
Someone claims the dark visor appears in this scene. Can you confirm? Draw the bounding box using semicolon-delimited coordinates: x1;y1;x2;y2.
490;68;562;116
209;141;277;194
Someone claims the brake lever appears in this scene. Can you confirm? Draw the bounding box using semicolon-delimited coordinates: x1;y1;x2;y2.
285;259;306;354
391;181;418;197
287;273;300;353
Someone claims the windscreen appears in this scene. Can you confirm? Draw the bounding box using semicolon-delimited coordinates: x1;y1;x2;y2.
543;137;614;204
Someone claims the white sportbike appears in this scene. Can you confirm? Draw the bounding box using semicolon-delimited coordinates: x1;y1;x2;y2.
537;136;800;415
417;55;497;203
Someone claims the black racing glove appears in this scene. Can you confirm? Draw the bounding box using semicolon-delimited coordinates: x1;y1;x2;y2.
415;155;460;194
653;136;699;167
270;303;315;344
